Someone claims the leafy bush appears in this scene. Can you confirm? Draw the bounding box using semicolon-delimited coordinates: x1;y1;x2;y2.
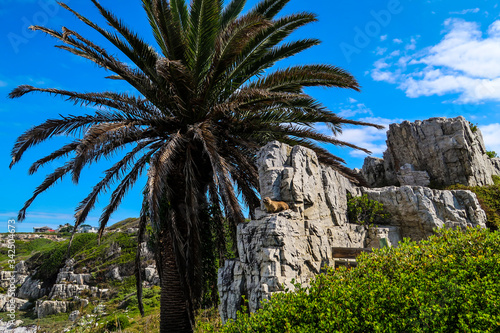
346;193;389;225
221;227;500;333
487;151;498;159
469;121;478;133
105;314;131;331
31;233;98;282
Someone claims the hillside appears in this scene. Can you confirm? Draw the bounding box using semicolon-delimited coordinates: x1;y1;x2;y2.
0;223;161;332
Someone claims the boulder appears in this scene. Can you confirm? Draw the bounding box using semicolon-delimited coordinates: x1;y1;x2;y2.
0;295;28;312
106;267;122;281
36;300;67;318
68;310;80;321
145;265;160;285
17;277;48;300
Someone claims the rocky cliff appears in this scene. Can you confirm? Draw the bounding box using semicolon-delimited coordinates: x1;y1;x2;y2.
218;136;487;322
362;116;500;187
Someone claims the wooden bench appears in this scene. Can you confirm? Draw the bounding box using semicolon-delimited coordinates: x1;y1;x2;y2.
332;247;373;268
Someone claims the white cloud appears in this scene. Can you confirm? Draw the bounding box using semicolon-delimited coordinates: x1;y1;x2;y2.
450;8;480;15
371;19;500;103
480;123;500;153
335;117;403;158
380;35;388;41
393;38;403;44
336;99;373;118
405;37;417;50
375;47;387;56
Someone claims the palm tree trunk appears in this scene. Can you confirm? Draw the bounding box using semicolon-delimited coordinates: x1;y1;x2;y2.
159;229;192;333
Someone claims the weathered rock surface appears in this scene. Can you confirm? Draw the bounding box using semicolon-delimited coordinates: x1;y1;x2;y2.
17;277;48;300
363;117;500;187
362;186;487;241
396;164;430;187
145;265;160;286
218;140;488;323
362;157;387;187
36;300;67;318
0;294;28;312
68;310;80;321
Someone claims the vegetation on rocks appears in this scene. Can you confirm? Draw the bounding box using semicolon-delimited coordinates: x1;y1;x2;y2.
448;176;500;230
346;193;390;226
220;227;500;333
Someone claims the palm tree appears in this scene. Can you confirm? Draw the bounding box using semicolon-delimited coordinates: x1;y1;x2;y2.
9;0;383;332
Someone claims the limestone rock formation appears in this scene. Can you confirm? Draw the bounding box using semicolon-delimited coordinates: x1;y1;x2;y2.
17;277;48;300
363;116;500;187
362;186;487;241
36;300;67;318
218;140;488;323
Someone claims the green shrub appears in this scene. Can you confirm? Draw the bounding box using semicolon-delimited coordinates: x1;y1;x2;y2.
31;233;98;282
346;193;389;225
486;151;498;159
105;314;131;331
469;121;478;133
221;227;500;333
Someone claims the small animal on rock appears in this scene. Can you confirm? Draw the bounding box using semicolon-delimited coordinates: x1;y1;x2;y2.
263;197;289;213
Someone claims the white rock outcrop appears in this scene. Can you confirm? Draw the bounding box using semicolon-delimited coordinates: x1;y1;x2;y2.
362;186;487;241
363;116;500;187
36;300;67;318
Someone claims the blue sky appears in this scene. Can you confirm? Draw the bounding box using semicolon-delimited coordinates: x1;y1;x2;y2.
1;0;500;232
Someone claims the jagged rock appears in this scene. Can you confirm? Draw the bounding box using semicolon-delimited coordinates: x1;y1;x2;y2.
379;116;499;187
17;277;48;300
49;284;89;299
0;263;29;290
491;158;500;175
55;272;91;285
362;186;487;241
36;300;67;318
68;310;80;321
106;267;122;281
396;164;430;187
0;295;28;312
361;157;388;187
144;265;160;285
14;261;29;276
218;260;245;321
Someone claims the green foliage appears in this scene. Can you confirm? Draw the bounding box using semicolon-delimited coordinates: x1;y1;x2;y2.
469;121;478;133
486;151;498;159
346;193;390;225
221;227;500;333
448;181;500;230
105;314;131;331
30;233;98;282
